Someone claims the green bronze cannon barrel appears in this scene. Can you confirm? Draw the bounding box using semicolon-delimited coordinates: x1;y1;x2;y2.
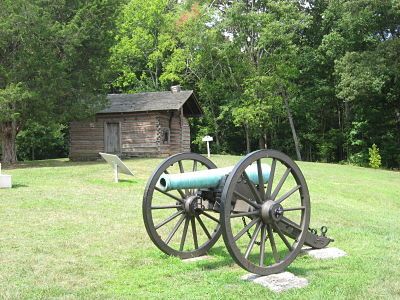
157;164;270;192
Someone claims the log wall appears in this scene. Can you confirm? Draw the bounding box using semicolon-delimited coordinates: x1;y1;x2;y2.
69;121;104;161
157;110;191;156
69;110;191;160
97;112;159;157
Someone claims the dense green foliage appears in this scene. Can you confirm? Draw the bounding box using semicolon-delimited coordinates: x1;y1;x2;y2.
109;0;400;168
16;122;68;161
0;0;121;163
1;0;399;168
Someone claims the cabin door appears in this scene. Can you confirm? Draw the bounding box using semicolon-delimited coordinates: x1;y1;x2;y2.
105;122;121;153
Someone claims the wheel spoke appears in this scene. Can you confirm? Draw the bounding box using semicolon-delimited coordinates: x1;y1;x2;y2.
178;160;184;173
244;221;262;259
243;171;263;204
178;161;190;196
276;185;301;204
191;217;198;249
282;206;305;212
151;205;181;210
155;210;183;230
266;224;280;263
233;191;261;208
165;214;185;244
265;158;276;200
189;161;199;195
259;224;267;267
256;160;265;200
230;210;260;218
179;217;190;251
272;222;293;251
195;214;212;240
177;189;186;198
155;187;183;203
234;217;260;241
201;211;220;223
271;167;291;200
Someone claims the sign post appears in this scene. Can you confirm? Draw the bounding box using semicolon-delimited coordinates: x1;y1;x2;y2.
113;163;119;183
202;135;213;158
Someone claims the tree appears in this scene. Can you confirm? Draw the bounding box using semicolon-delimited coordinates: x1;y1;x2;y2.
296;0;400;167
0;84;33;163
368;144;381;169
0;1;59;164
198;1;308;158
0;0;119;164
110;0;181;92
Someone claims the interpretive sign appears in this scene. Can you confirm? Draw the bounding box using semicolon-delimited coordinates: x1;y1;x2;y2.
99;152;134;182
202;135;213;158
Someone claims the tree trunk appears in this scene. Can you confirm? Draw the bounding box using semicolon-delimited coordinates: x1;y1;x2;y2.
213;119;221;150
0;121;18;164
245;123;250;154
210;106;220;150
258;132;267;149
282;92;302;161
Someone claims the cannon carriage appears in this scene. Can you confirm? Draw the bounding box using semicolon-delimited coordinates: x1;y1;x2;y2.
143;150;332;275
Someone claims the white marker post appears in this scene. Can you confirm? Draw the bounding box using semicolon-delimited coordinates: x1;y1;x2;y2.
202;135;213;158
0;163;12;189
113;163;119;183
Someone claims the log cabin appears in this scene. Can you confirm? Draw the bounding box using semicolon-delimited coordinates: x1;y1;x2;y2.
69;86;202;160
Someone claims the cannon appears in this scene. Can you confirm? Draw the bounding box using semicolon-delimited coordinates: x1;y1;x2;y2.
143;150;332;275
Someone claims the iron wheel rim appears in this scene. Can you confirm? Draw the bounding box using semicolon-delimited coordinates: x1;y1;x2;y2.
143;152;222;259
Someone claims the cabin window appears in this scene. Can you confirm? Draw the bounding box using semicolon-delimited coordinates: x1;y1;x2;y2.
162;128;170;144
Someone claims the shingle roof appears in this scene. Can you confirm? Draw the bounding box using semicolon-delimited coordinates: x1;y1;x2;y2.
98;90;203;117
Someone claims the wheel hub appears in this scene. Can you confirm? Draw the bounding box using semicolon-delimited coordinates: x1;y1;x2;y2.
260;200;284;224
183;195;200;216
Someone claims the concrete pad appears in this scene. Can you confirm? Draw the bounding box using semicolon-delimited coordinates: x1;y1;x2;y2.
241;271;308;292
302;247;347;259
182;255;212;263
0;174;12;189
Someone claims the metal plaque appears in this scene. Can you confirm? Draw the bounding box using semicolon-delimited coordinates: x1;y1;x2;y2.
99;152;134;176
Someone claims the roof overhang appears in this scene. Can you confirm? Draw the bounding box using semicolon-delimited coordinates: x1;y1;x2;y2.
181;92;203;117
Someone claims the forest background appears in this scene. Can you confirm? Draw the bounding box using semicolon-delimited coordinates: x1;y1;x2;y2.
0;0;399;168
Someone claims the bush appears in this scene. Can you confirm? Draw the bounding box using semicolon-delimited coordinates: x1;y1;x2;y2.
16;122;68;161
368;143;381;169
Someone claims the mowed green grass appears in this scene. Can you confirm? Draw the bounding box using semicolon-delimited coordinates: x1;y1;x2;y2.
0;155;399;299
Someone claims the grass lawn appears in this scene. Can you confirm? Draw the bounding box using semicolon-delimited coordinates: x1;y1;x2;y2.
0;155;399;299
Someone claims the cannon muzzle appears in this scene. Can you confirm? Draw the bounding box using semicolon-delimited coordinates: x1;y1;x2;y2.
157;164;270;192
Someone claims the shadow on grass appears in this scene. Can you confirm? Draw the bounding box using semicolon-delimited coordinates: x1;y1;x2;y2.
144;246;234;271
287;265;332;277
3;156;158;170
128;247;329;278
88;178;143;187
3;159;102;170
119;179;138;184
196;246;235;270
10;184;28;189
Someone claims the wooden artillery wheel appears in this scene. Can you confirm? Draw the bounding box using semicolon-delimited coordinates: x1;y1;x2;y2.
220;150;310;275
143;153;222;259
